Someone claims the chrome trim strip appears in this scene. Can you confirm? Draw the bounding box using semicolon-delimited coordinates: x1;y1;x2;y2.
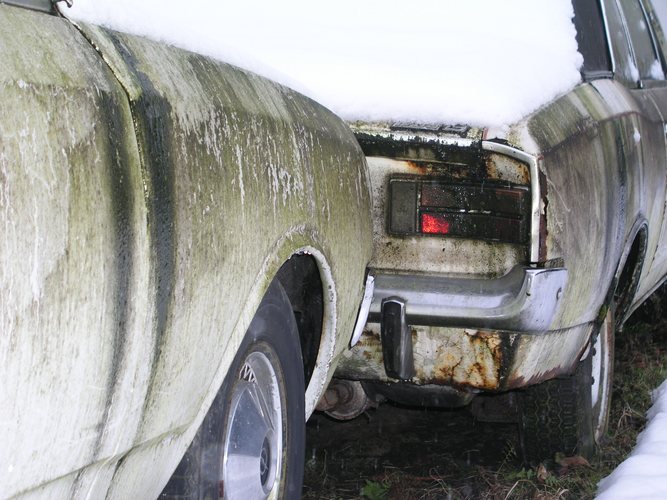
368;266;567;332
351;125;478;150
600;0;616;77
1;0;54;13
350;274;375;346
613;0;641;86
482;141;541;262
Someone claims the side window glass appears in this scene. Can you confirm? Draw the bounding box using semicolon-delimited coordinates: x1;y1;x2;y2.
572;0;612;78
653;1;667;30
604;0;639;86
648;0;667;64
622;0;665;80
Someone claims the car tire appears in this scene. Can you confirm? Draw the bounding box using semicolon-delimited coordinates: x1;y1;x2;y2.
161;280;305;499
518;307;614;463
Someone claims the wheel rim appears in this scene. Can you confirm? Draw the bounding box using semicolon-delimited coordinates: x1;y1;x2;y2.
590;311;613;443
222;349;283;499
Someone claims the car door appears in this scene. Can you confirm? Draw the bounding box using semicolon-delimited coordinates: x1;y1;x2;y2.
638;0;667;293
601;0;667;303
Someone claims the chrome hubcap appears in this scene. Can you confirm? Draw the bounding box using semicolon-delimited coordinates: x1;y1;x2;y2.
222;350;283;499
591;313;613;442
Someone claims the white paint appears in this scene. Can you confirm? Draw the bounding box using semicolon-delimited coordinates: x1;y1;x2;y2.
299;245;338;417
234;144;245;206
65;0;583;128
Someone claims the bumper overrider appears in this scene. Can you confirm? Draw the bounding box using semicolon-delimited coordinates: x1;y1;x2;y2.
339;265;587;391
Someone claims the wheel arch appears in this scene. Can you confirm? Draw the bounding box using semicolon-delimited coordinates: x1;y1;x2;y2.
278;247;338;417
237;230;340;418
610;219;648;327
275;249;339;418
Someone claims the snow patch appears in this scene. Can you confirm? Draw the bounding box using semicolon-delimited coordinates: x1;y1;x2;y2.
650;59;665;80
596;379;667;499
66;0;583;128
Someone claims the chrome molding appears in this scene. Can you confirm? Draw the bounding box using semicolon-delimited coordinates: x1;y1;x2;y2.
482;141;541;263
600;0;617;77
350;274;375;346
368;265;568;333
1;0;54;13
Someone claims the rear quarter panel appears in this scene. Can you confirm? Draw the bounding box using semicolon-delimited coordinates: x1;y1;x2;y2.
516;78;666;327
0;8;372;498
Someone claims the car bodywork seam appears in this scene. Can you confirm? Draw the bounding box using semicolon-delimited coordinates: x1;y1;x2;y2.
599;0;617;77
612;220;649;325
63;18;178;490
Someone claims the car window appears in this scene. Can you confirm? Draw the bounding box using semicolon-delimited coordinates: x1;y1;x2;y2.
621;0;665;80
572;0;613;79
604;0;640;86
647;0;667;63
651;0;667;31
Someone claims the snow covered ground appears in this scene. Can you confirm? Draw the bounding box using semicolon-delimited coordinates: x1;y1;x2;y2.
65;0;582;128
596;379;667;499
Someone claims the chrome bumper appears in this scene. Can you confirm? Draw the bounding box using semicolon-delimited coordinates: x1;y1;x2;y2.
368;265;568;333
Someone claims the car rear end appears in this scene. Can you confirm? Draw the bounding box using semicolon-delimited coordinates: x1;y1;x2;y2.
334;122;583;406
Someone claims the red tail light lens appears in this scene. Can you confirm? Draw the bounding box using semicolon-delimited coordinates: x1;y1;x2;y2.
421;213;451;234
389;178;529;244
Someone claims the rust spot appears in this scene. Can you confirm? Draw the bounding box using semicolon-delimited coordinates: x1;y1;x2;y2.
484;153;531;185
404;160;432;175
403;160;475;179
420;329;506;391
356;328;380;348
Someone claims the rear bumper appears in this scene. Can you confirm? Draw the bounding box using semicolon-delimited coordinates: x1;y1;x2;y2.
369;265;568;333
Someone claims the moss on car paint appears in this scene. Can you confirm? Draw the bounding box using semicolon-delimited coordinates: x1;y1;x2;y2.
1;6;372;498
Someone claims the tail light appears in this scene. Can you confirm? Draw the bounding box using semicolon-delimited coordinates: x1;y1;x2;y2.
389;178;530;244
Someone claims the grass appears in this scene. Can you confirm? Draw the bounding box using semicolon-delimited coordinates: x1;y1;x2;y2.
303;291;667;500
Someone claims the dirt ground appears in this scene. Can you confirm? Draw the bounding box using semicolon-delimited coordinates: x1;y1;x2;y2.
303;402;521;499
302;286;667;499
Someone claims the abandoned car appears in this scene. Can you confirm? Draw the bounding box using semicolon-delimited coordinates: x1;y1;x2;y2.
0;1;373;498
329;0;667;462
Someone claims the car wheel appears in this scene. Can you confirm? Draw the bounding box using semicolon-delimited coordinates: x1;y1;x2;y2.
518;307;614;463
161;280;305;499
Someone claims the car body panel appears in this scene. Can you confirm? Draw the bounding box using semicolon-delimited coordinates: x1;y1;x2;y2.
0;5;372;498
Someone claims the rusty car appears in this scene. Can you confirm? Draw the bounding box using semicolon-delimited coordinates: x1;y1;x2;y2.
326;0;667;462
0;0;374;498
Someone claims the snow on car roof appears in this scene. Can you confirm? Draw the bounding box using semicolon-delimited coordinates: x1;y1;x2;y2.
67;0;583;128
